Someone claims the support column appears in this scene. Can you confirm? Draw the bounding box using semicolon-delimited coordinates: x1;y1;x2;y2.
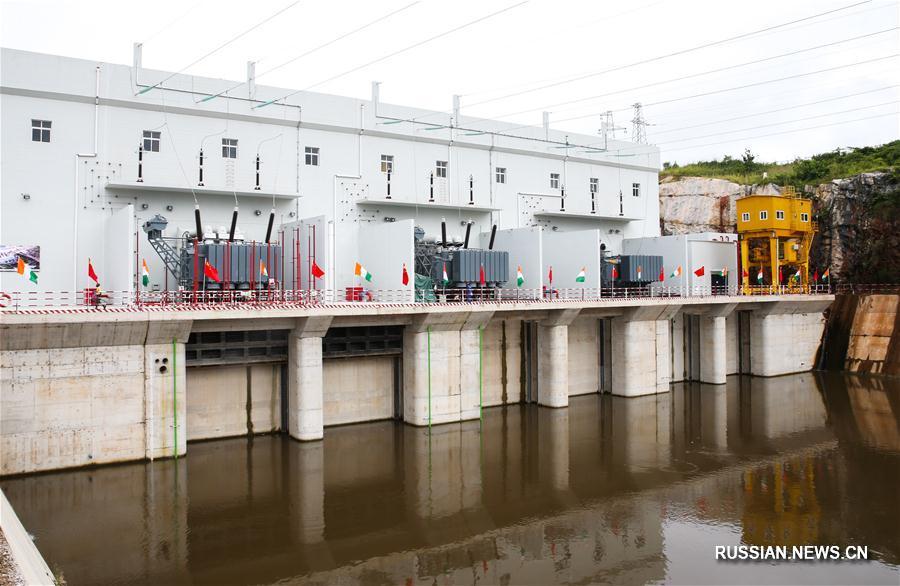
611;305;680;397
459;312;494;421
537;309;580;408
144;320;192;460
699;316;727;384
749;300;830;376
403;312;491;426
696;304;736;385
288;317;332;441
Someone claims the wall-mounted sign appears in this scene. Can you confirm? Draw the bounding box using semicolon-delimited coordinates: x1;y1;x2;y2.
0;245;40;271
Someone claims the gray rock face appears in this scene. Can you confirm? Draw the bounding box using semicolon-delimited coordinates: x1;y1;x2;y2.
810;172;898;281
658;177;779;234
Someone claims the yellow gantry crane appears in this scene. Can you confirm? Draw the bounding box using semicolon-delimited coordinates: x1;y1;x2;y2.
737;187;816;294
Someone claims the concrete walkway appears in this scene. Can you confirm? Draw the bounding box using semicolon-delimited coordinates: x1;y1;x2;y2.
0;490;54;585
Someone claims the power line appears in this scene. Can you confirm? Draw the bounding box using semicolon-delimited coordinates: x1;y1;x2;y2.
256;1;530;108
651;111;899;156
652;85;899;136
138;0;302;95
651;101;899;147
484;27;898;122
199;1;421;103
552;53;900;124
462;0;872;110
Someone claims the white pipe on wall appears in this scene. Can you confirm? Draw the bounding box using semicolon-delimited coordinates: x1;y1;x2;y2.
72;65;102;293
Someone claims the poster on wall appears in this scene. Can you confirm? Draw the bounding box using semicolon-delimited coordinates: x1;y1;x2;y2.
0;244;41;271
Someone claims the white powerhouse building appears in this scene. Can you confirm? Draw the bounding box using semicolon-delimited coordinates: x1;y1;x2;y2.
0;47;660;298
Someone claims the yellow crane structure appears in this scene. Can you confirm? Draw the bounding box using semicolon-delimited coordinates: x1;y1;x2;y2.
737;187;816;294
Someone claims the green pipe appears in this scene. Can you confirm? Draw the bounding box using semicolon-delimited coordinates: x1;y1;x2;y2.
172;338;177;459
479;325;483;421
427;326;432;429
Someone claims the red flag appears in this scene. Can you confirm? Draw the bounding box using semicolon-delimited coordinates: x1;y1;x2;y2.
88;258;99;284
611;266;619;279
548;266;553;285
742;268;749;278
402;263;409;286
779;266;784;284
479;264;486;286
311;260;325;279
659;266;665;282
813;268;819;283
204;259;221;283
694;266;705;277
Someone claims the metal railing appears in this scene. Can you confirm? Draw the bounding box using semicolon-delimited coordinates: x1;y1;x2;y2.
0;284;836;313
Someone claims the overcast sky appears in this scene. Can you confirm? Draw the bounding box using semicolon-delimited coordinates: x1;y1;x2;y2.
2;0;898;164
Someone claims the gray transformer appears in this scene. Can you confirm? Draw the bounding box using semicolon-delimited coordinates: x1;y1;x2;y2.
432;249;509;287
603;254;663;285
184;242;283;290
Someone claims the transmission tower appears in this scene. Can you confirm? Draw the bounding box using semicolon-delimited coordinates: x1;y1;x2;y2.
631;102;649;144
599;110;625;150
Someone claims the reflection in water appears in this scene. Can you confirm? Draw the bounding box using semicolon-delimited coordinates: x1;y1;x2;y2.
2;373;899;585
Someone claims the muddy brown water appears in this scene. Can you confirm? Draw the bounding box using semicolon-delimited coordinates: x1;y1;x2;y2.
2;373;899;585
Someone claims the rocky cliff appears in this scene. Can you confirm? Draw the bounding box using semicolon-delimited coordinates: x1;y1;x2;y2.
659;172;900;283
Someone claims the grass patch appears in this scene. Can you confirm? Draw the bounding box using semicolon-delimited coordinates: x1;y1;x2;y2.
661;140;899;186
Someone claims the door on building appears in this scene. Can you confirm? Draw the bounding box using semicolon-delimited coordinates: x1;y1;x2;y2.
711;271;728;295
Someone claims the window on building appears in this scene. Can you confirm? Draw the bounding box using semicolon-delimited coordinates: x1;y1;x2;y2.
381;155;394;173
590;178;599;193
801;212;809;222
435;160;447;178
741;212;750;222
632;182;641;197
31;119;51;142
495;167;506;184
550;173;560;189
305;146;319;166
776;210;785;220
760;210;768;220
143;130;161;152
222;138;238;159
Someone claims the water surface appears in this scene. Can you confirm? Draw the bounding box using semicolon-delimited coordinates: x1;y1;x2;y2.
3;372;899;585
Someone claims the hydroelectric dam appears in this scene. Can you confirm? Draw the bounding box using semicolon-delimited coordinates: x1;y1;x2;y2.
0;293;831;475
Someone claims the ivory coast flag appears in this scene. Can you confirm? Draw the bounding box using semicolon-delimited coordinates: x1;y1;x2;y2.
575;267;586;283
260;261;268;278
670;265;682;278
141;259;150;286
442;262;449;285
354;262;372;281
822;268;830;280
757;267;764;283
516;265;524;287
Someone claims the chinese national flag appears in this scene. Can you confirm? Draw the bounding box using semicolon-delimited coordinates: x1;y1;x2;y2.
88;258;99;284
659;267;665;282
204;259;221;283
694;266;705;277
311;260;325;279
813;268;819;283
742;268;749;278
402;263;409;286
611;266;619;279
479;264;486;286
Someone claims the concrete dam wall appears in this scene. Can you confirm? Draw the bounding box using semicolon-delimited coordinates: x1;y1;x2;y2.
0;295;832;476
821;293;900;376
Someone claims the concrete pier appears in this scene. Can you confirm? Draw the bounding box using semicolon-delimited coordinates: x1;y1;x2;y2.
0;294;832;475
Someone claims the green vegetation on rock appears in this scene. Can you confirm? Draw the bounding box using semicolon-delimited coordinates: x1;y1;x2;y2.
661;140;900;186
